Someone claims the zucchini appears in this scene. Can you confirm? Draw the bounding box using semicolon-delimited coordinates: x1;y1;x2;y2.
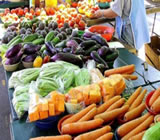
51;37;61;45
45;31;55;42
55;40;67;48
7;35;21;47
105;51;119;62
8;38;23;48
23;34;38;42
32;38;45;45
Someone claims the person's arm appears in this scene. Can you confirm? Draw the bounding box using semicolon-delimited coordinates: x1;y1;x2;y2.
58;0;66;5
94;0;124;19
94;8;118;19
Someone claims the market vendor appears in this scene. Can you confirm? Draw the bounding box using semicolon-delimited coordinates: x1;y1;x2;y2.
93;0;150;50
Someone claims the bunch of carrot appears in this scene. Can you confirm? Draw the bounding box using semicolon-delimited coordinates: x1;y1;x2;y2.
104;64;138;80
60;104;113;140
30;135;72;140
95;96;129;123
117;113;154;140
119;87;147;122
148;88;160;113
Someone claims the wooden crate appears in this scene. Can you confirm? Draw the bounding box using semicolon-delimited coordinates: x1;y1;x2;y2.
145;36;160;70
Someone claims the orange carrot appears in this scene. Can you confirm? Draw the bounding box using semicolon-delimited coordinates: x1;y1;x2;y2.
129;89;147;111
124;103;146;121
104;64;135;77
129;131;145;140
125;87;142;106
95;105;129;123
97;96;121;114
62;104;96;126
61;119;104;135
107;98;125;111
30;135;72;140
149;88;160;106
103;95;112;102
96;132;113;140
151;96;160;113
117;113;150;138
74;125;111;140
78;107;97;122
122;115;154;140
122;74;138;80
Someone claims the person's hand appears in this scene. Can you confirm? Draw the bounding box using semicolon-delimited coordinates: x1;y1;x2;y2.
94;10;104;18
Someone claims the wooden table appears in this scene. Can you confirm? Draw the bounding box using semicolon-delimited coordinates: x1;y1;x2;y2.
5;48;160;140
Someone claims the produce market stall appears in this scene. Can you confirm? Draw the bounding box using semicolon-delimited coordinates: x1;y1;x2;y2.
7;49;160;140
1;2;160;140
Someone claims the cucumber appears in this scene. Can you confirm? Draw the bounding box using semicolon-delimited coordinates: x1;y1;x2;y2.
23;34;38;42
105;51;119;62
143;122;160;140
45;31;55;42
51;37;60;45
8;38;23;48
7;35;21;47
32;38;45;45
55;40;67;48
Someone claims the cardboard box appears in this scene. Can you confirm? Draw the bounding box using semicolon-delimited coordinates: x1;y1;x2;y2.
145;36;160;70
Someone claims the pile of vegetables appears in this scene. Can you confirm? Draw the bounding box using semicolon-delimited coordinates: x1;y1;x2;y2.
1;17;118;73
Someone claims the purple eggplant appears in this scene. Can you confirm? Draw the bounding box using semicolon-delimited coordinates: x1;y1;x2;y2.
66;40;78;48
45;42;57;55
80;40;97;50
83;31;95;38
63;48;71;53
24;43;41;54
90;51;109;69
51;53;83;67
5;50;23;65
5;44;22;58
91;35;109;47
98;46;110;58
70;37;83;44
43;50;53;57
22;54;37;62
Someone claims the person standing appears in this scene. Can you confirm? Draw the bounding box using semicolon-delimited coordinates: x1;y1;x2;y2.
93;0;150;50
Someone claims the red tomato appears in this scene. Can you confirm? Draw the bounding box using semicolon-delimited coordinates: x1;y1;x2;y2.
11;9;16;14
35;9;41;16
29;15;33;20
18;9;24;16
79;20;85;28
71;2;78;8
58;23;63;28
69;20;75;27
56;14;61;19
30;8;35;15
75;17;80;24
49;8;55;15
45;7;50;15
24;7;29;14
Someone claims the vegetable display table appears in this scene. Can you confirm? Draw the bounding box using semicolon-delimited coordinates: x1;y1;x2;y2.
6;48;160;140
